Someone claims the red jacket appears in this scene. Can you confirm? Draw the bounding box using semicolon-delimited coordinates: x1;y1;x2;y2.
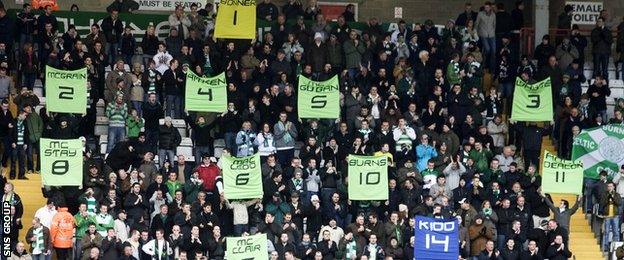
196;164;220;192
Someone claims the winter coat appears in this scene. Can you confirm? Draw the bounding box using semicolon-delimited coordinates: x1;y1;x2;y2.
158;125;181;150
343;39;366;69
591;26;613;55
468;222;495;256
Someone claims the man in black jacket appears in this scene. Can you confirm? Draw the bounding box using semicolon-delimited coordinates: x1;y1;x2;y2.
0;99;13;168
185;113;215;165
591;18;614;79
10;110;29;179
158;116;181;168
142;93;164;154
101;228;124;259
101;9;124;67
516;122;549;170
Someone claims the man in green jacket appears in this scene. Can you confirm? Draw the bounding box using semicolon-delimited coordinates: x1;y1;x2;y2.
343;31;366;78
24;104;43;174
74;203;96;258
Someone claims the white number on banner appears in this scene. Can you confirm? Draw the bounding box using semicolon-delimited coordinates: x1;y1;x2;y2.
425;234;450;251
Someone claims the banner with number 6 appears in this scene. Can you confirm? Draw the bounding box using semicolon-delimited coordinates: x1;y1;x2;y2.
185;71;228;112
510;77;553;122
45;66;88;114
40;138;83;186
542;150;584;195
347;154;388;200
222;153;263;200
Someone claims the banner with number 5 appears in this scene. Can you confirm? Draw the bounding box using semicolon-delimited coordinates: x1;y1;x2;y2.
297;75;340;119
45;66;88;114
40;138;83;186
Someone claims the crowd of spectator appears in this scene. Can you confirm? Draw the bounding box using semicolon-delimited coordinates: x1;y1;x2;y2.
0;0;624;259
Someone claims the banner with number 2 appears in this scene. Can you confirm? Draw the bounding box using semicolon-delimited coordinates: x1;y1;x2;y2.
45;66;88;114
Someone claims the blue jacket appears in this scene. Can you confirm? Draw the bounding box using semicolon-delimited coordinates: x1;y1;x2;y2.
415;144;438;171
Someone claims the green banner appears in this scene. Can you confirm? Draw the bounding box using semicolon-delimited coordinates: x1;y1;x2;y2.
40;138;83;186
297;75;340;119
572;124;624;179
226;233;268;260
510;77;554;122
542;150;584;195
347;154;389;200
184;71;228;113
222;153;263;200
45;66;88;114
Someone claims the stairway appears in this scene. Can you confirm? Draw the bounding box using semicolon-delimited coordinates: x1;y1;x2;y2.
2;169;47;239
540;138;604;259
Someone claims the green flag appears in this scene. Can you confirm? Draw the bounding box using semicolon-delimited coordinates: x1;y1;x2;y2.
347;154;389;200
40;138;83;186
226;233;268;260
542;150;584;195
297;75;340;119
45;66;88;114
572;124;624;179
222;153;263;200
510;77;553;122
184;71;227;112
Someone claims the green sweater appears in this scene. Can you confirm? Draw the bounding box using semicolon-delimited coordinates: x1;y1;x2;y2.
74;213;96;239
106;103;128;128
166;181;183;199
126;117;144;138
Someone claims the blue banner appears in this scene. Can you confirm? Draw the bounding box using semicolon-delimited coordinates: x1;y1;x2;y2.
414;216;459;260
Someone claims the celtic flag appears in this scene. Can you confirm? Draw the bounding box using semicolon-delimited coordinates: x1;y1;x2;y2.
297;75;340;119
510;77;553;121
572;124;624;180
542;150;584;195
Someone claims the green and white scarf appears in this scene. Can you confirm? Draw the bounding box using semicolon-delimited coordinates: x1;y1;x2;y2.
33;226;44;254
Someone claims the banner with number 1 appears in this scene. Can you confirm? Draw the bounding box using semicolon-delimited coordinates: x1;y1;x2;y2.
214;0;256;40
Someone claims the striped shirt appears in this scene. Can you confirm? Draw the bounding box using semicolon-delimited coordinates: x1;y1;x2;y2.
16;120;25;145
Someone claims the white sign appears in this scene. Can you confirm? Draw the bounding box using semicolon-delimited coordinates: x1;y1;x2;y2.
394;7;403;19
566;1;603;25
137;0;206;11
